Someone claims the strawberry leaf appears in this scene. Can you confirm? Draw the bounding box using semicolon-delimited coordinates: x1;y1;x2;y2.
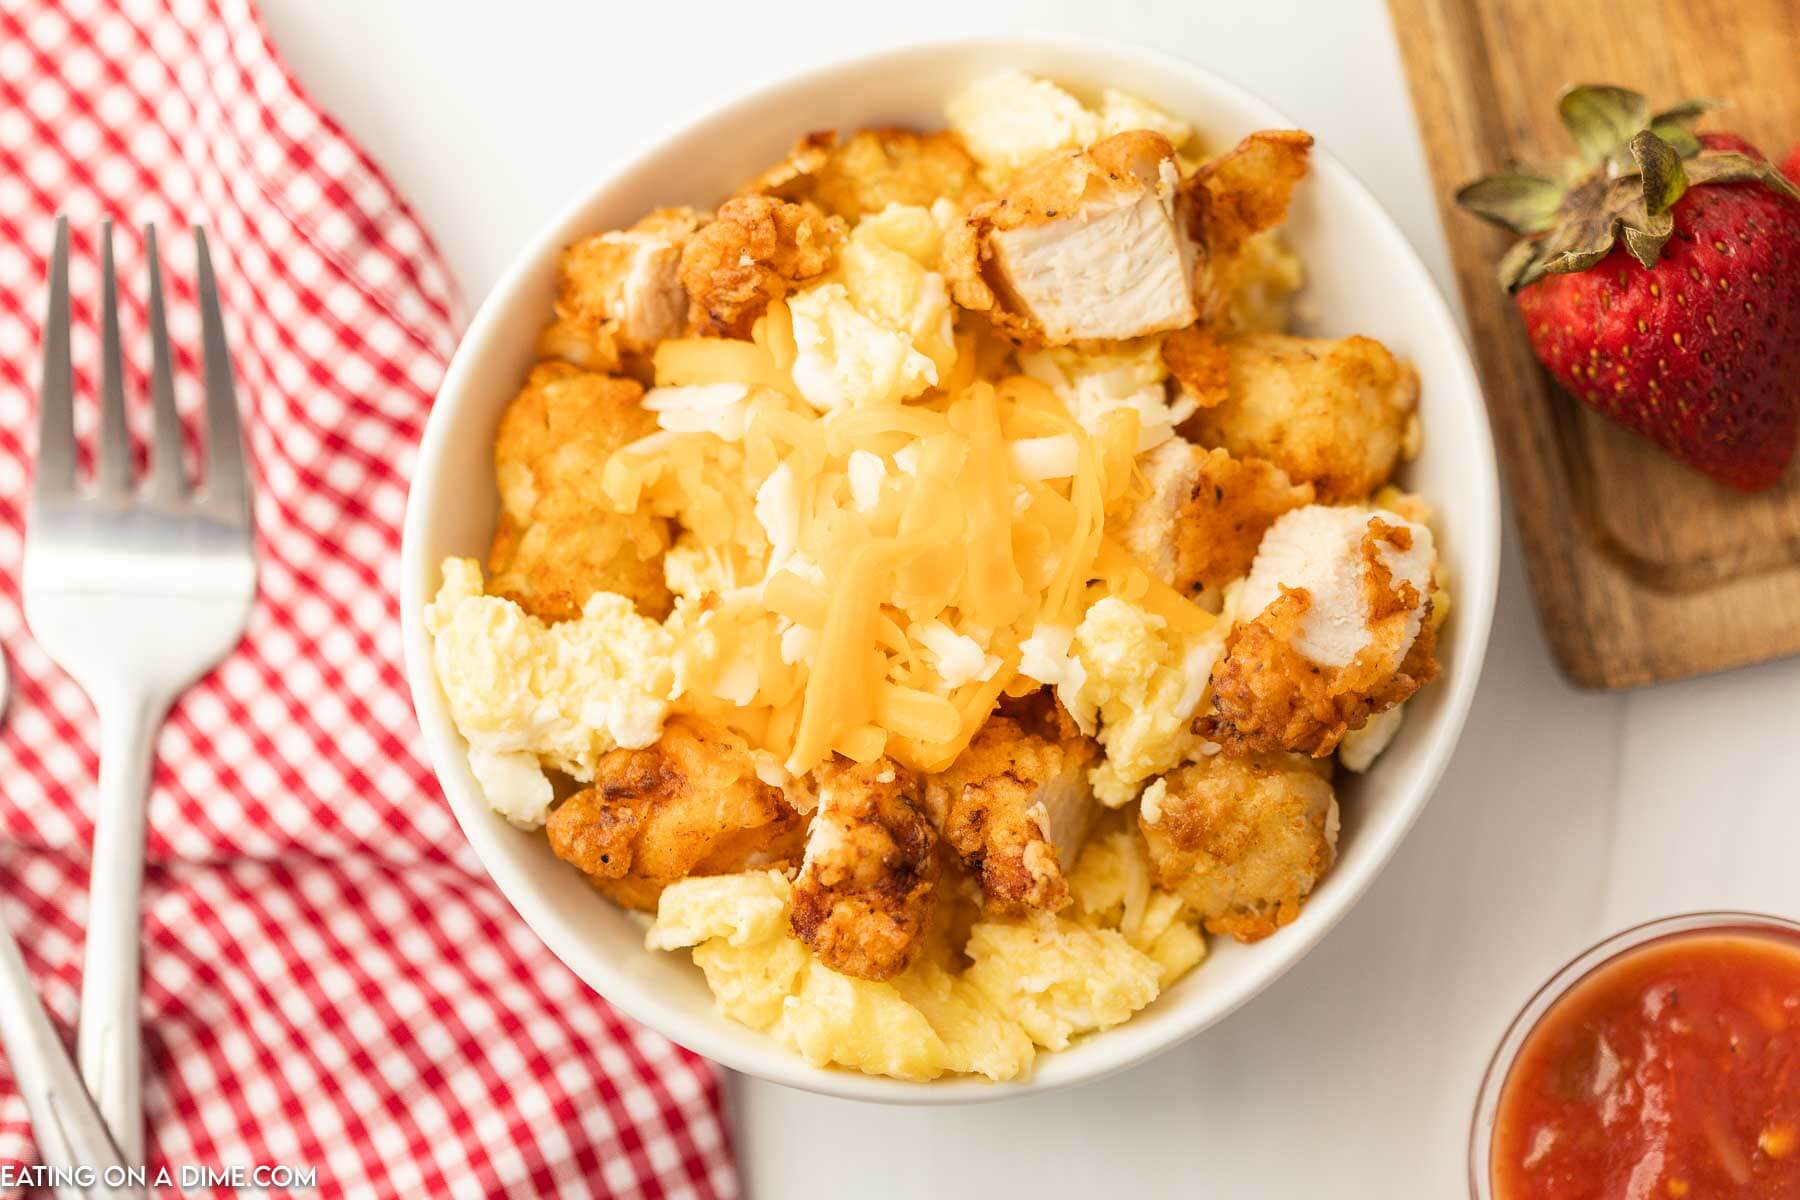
1683;151;1800;204
1629;129;1689;215
1558;85;1650;165
1646;100;1721;159
1648;98;1723;126
1620;213;1673;269
1455;173;1565;233
1496;238;1542;290
1649;122;1702;158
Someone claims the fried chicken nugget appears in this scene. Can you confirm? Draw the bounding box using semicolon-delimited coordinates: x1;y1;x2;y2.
790;756;939;982
1110;435;1314;597
537;207;702;375
945;131;1199;345
546;717;806;911
1185;130;1312;326
678;196;844;338
746;128;979;220
1139;750;1337;943
1179;332;1421;503
927;699;1101;916
1199;506;1438;758
488;362;672;620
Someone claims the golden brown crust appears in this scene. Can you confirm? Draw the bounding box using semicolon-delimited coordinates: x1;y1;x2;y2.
536;207;702;377
745;127;979;220
1176;449;1314;592
677;196;844;338
1161;325;1231;408
1199;521;1438;757
487;362;672;620
941;216;1019;338
1113;439;1313;596
1183;130;1312;325
546;717;805;910
1180;332;1420;503
1140;750;1335;942
944;131;1183;346
993;687;1087;745
927;715;1100;916
789;757;939;981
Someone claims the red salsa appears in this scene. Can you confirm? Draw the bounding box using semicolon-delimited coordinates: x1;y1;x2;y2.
1493;931;1800;1199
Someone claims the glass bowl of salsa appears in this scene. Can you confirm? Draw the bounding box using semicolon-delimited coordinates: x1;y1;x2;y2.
1471;911;1800;1200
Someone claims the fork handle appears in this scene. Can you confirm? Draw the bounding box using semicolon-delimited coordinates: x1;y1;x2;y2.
76;689;167;1167
0;908;142;1199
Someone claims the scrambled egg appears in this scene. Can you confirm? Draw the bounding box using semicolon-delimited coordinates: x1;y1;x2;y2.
649;848;1201;1081
786;203;958;412
788;283;938;411
425;558;683;820
840;205;958;376
946;69;1105;180
1066;824;1207;984
1229;229;1306;333
1019;337;1195;452
1067;597;1225;807
945;71;1196;184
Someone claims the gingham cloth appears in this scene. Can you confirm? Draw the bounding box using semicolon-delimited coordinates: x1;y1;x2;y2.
0;1;739;1195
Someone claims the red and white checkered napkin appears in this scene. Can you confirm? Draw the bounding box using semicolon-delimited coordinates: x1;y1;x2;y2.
0;1;739;1195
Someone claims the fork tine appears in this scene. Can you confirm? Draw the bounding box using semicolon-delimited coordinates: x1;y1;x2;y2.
32;216;75;501
143;225;186;502
194;228;250;522
95;220;132;496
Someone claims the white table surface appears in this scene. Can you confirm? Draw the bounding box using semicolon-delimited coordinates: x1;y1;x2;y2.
256;1;1800;1194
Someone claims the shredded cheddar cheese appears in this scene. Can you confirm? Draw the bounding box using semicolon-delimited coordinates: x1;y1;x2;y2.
564;240;1217;776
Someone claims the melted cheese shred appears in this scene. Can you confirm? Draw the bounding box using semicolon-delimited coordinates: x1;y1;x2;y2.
600;297;1215;776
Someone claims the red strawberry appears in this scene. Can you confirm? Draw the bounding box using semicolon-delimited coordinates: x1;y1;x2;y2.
1457;87;1800;490
1784;142;1800;184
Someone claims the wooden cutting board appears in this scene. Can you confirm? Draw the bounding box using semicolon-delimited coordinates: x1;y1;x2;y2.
1387;0;1800;687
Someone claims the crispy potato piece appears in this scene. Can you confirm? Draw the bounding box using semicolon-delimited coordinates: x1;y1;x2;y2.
678;196;843;338
747;128;979;220
488;362;672;619
928;707;1101;916
1110;436;1313;596
1140;750;1336;942
1185;130;1312;325
945;131;1197;345
546;717;806;911
1179;332;1420;503
1200;517;1438;757
536;207;702;376
789;757;938;981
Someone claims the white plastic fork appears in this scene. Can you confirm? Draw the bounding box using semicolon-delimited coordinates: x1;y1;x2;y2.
22;217;258;1163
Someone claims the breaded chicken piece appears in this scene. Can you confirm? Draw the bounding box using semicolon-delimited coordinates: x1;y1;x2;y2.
537;208;702;375
927;699;1101;916
1110;435;1314;597
546;717;806;911
1139;750;1337;942
488;362;672;620
1179;332;1421;503
1199;506;1438;757
1185;130;1312;326
678;196;844;338
789;756;939;982
946;131;1199;345
1161;324;1232;408
746;128;979;220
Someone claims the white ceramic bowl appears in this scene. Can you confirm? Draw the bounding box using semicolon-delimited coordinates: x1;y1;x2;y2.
401;35;1501;1103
